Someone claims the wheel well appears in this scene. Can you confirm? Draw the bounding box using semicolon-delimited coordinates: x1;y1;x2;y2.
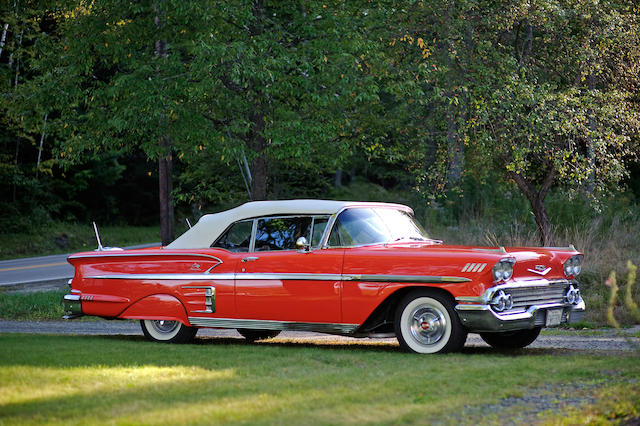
358;286;457;333
119;294;189;324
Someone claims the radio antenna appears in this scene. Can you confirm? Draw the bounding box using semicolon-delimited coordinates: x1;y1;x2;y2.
186;218;192;229
93;221;104;251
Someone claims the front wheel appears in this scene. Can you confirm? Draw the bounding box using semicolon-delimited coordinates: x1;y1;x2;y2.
394;290;467;354
479;327;541;349
140;320;197;343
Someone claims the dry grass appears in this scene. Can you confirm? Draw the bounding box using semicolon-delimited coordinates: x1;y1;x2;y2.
432;212;640;326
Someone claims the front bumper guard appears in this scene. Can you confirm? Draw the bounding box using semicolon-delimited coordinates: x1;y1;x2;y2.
455;299;586;332
62;294;83;319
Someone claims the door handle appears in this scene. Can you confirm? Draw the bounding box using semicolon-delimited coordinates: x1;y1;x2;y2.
241;256;259;262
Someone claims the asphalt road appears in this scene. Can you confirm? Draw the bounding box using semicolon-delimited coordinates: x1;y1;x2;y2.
0;253;74;288
1;320;638;352
0;243;159;290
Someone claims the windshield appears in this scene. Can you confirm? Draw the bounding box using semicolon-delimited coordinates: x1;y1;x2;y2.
328;207;430;247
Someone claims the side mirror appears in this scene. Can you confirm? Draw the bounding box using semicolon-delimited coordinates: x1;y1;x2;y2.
296;236;311;252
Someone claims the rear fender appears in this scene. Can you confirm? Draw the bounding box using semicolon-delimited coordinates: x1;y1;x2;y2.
119;294;190;325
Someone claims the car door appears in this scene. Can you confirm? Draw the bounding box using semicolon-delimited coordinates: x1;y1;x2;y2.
235;215;344;323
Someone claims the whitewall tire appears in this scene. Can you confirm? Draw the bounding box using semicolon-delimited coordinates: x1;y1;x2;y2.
140;320;197;343
395;290;467;354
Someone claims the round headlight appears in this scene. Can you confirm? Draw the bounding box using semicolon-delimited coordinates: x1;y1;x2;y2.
503;265;513;280
564;264;574;276
492;259;515;282
565;285;581;305
564;255;583;278
490;290;513;312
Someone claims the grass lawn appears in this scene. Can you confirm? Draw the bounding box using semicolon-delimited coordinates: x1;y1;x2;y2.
0;290;67;320
0;334;638;425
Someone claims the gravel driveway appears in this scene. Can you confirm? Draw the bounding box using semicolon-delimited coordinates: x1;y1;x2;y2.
1;320;638;352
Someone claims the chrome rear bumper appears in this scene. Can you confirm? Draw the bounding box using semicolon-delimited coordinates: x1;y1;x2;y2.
62;294;83;319
455;299;586;332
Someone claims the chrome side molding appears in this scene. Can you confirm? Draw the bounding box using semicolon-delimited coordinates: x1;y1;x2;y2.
188;316;359;334
86;272;471;284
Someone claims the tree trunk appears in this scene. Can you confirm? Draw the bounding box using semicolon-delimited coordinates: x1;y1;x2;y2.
585;72;596;194
334;170;343;187
0;23;8;58
246;1;268;200
154;1;174;244
510;169;556;246
237;150;252;199
36;113;48;178
158;148;174;245
442;4;466;190
529;194;554;247
13;29;22;87
248;102;268;200
250;145;268;200
446;107;464;188
12;137;18;203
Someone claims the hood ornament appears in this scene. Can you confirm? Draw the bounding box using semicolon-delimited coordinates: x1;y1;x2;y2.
527;265;551;276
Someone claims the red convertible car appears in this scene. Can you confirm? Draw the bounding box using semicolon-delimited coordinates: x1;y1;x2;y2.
63;200;585;353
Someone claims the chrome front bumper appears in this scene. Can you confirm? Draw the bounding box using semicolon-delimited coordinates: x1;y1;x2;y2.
455;299;586;332
62;294;83;319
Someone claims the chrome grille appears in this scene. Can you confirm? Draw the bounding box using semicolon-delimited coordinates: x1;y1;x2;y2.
506;283;568;309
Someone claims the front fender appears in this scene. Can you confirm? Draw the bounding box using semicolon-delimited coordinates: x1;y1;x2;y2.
119;294;190;325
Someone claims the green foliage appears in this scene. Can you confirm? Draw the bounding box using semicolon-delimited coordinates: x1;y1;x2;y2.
186;1;380;198
0;0;638;245
381;0;640;243
4;0;384;209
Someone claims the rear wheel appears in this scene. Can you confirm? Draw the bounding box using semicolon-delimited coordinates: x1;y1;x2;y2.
479;327;542;349
394;290;467;354
237;329;281;341
140;320;197;343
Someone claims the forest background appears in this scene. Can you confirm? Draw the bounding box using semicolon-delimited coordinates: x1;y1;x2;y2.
1;1;639;323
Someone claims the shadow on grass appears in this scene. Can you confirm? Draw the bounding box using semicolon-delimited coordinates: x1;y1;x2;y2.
99;333;597;358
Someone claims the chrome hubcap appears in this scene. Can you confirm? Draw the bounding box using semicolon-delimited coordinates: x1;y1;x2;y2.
410;306;446;345
150;320;179;334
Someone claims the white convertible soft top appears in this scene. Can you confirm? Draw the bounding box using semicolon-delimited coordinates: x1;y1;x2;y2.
166;199;412;249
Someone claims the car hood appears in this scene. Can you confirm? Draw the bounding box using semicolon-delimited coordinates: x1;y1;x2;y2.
343;243;581;285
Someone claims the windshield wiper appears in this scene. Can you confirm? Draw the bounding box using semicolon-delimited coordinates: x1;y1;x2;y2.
393;236;428;242
391;236;443;245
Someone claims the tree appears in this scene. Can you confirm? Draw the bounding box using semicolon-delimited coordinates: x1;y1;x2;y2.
189;0;377;200
16;1;378;242
389;0;640;245
0;1;63;230
20;1;222;243
472;0;640;245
